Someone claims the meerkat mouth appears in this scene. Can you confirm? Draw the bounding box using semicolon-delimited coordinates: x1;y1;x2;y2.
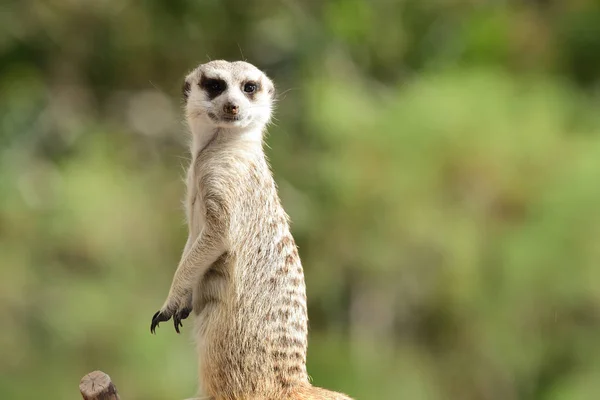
221;115;243;122
208;112;245;123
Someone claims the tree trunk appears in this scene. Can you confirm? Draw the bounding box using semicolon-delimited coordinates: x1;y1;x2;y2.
79;371;120;400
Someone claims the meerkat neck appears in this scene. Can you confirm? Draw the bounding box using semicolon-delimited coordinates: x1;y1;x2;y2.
189;122;265;155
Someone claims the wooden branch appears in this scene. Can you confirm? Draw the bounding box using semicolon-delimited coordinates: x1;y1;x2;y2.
79;371;120;400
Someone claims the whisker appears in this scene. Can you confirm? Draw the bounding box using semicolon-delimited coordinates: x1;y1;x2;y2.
277;87;298;99
149;80;163;91
237;43;246;61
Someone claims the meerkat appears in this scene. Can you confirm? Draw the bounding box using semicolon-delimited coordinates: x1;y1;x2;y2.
150;60;352;400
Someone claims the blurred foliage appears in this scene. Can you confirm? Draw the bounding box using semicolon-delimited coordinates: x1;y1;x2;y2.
1;1;600;399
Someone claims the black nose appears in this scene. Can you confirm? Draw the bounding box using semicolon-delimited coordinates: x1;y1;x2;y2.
223;102;239;115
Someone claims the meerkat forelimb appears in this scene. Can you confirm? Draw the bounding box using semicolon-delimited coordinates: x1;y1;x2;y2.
150;60;353;400
151;209;227;333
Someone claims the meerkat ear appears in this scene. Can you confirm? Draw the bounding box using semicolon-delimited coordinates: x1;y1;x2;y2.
182;79;191;103
266;79;275;97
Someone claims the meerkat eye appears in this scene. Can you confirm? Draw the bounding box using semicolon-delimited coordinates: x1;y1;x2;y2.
200;77;227;97
208;80;223;91
243;82;257;93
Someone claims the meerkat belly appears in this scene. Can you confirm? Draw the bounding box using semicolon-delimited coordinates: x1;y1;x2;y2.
193;252;230;317
196;251;309;397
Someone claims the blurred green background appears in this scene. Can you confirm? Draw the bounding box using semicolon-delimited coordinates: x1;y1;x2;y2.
2;1;600;399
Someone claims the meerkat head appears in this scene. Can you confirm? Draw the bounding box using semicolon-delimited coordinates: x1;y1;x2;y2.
182;60;275;131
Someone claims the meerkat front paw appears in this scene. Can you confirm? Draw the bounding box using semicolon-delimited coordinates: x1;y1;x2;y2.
150;292;193;334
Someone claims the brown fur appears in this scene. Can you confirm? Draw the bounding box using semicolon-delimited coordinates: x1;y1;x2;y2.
151;61;352;400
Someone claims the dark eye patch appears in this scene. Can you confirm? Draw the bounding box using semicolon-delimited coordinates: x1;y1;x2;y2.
200;76;227;99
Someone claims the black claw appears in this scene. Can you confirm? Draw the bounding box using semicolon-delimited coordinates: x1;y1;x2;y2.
180;307;191;320
174;317;181;334
173;307;191;334
150;310;171;334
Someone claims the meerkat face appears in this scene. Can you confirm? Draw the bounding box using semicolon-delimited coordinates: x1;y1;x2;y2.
183;60;275;130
